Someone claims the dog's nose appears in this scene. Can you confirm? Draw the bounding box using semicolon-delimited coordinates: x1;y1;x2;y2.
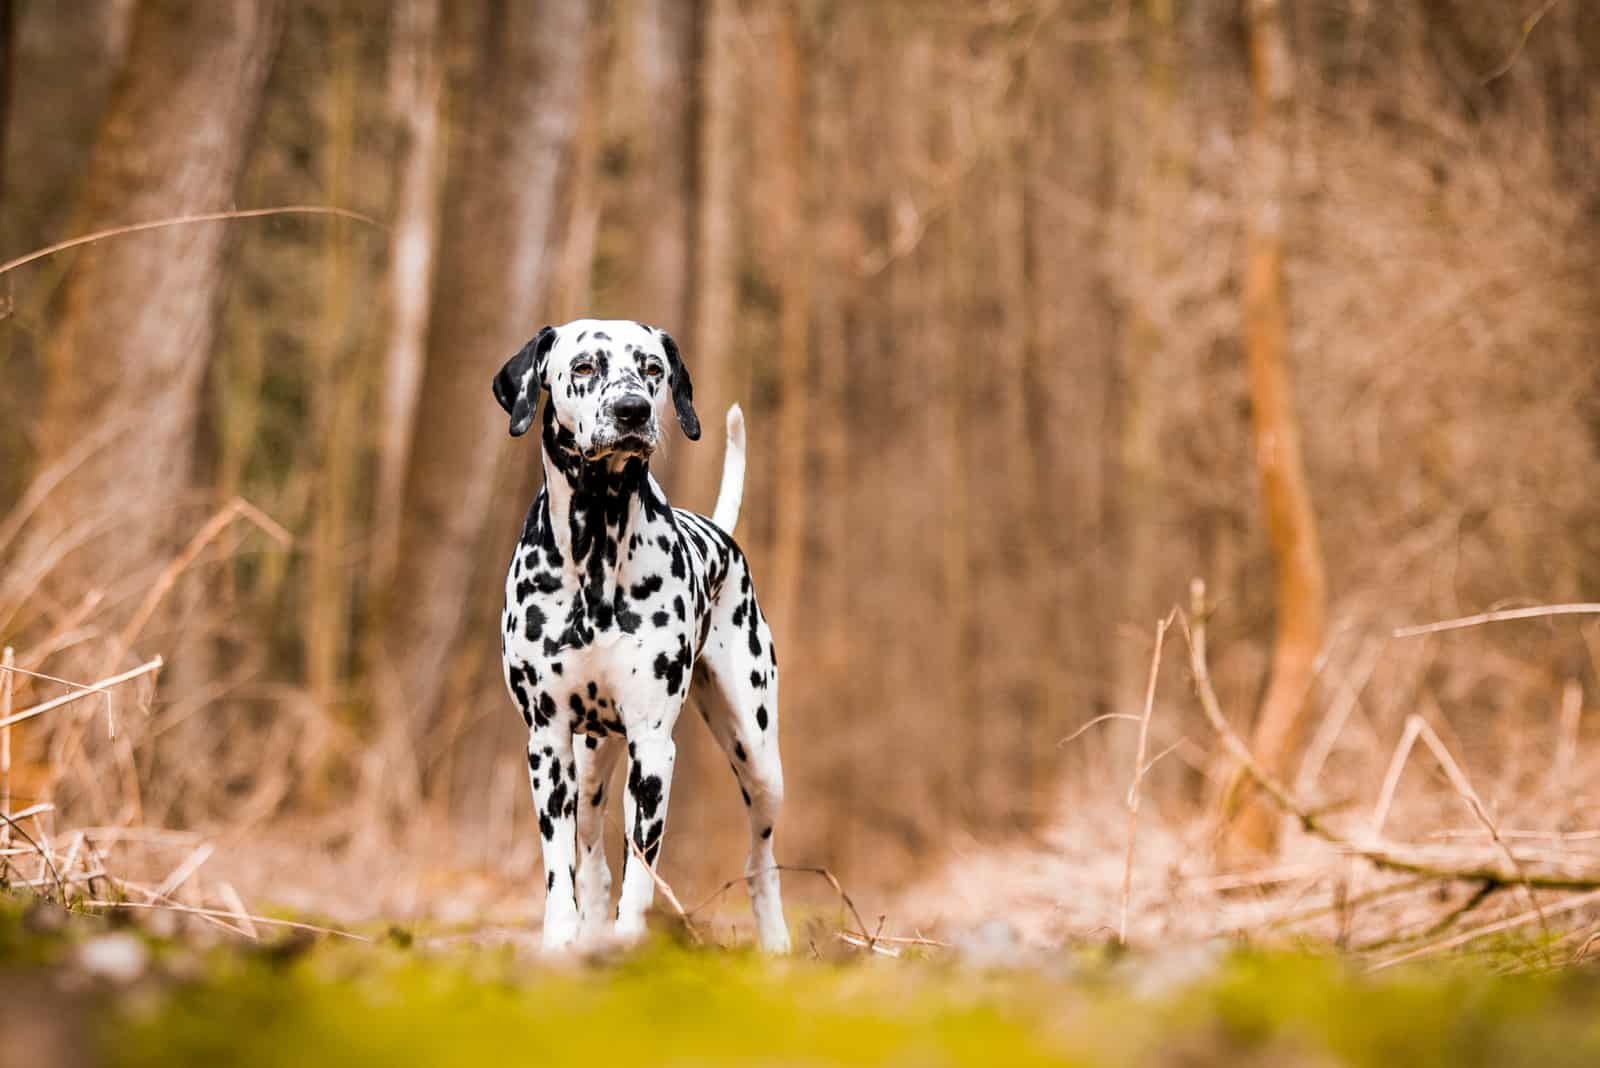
611;394;651;429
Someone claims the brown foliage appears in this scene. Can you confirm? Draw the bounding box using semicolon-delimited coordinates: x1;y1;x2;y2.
1;0;1598;915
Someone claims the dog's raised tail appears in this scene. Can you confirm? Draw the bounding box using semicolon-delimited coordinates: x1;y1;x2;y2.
711;404;746;534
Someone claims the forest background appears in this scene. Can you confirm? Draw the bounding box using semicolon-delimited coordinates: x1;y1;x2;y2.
1;0;1598;923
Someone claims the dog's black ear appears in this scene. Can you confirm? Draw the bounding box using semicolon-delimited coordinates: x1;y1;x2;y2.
493;326;557;437
657;329;700;441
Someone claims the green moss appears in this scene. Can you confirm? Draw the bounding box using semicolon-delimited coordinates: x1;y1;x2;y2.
0;895;1593;1068
109;940;1087;1068
1165;952;1600;1068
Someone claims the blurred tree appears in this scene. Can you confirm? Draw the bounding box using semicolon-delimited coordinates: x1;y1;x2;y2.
371;0;445;595
680;0;740;514
766;3;812;642
602;0;698;493
24;0;278;629
377;0;595;800
1220;0;1327;860
610;0;696;331
1108;0;1184;766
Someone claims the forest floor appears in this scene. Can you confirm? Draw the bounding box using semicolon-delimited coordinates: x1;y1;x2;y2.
11;796;1600;1068
7;885;1600;1068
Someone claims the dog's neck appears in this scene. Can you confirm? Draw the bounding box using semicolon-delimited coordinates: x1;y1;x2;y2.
537;404;664;597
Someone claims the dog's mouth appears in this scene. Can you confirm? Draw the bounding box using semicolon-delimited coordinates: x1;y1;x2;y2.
582;433;655;461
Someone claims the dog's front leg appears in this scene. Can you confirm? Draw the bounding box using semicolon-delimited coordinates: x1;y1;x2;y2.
528;725;580;951
574;735;623;943
615;724;678;943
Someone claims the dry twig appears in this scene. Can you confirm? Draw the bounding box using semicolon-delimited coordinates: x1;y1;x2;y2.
1120;610;1174;944
84;899;370;942
621;831;702;945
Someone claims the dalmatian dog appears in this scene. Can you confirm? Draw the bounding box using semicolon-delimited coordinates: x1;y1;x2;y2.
494;319;789;953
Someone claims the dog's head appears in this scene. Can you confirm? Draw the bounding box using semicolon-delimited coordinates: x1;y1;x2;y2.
493;319;700;461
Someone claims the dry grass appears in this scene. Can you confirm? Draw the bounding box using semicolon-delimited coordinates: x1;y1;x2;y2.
6;497;1600;969
896;585;1600;972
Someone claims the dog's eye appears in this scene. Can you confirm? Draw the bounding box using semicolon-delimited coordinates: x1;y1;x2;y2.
572;362;595;377
644;364;664;380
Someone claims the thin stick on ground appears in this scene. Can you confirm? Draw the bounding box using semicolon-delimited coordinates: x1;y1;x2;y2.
1369;707;1547;943
1368;886;1600;973
1393;602;1600;639
83;900;370;942
683;861;940;952
1182;578;1600;891
777;864;882;948
0;811;65;901
621;830;702;946
1405;713;1548;940
1121;610;1175;944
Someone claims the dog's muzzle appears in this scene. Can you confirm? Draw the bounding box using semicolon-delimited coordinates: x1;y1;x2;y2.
584;394;657;460
611;394;651;431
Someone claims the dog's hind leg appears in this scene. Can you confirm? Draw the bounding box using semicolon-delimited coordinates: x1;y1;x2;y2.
573;734;623;943
695;615;789;952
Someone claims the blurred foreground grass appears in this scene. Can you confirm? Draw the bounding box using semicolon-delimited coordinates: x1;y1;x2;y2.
6;892;1600;1067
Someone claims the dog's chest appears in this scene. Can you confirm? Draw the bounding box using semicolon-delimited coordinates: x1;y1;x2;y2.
502;516;703;733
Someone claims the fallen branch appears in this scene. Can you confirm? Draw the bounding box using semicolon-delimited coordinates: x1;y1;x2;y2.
1183;578;1600;891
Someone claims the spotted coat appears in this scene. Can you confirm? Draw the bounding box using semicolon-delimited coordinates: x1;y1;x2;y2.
494;318;789;953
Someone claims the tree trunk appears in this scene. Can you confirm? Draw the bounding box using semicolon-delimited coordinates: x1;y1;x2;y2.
605;0;698;492
377;0;594;797
547;13;612;323
681;0;740;515
370;0;444;595
1106;0;1187;774
614;0;696;331
26;0;278;625
1221;0;1327;860
767;5;811;643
